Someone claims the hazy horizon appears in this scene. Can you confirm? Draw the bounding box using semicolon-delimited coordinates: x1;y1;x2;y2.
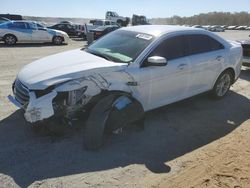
2;0;250;19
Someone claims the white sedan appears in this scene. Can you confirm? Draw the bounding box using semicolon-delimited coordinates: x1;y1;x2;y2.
9;25;242;149
0;21;69;45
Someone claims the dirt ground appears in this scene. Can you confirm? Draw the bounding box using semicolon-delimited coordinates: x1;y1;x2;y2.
0;31;249;188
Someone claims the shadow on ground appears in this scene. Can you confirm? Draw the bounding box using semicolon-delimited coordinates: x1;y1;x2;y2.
0;90;249;187
0;38;84;48
0;42;68;48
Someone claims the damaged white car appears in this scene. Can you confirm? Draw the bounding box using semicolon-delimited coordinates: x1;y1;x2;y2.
9;25;242;149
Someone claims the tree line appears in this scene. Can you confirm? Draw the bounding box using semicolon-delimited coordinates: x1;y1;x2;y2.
150;12;250;26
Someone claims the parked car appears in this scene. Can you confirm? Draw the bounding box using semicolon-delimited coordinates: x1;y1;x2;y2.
202;25;211;30
90;25;120;40
132;15;150;26
73;24;86;38
221;25;228;30
0;21;69;45
48;23;84;37
105;11;130;26
89;19;118;27
0;17;10;24
0;14;22;20
9;25;242;150
227;26;238;30
209;26;225;32
192;25;205;29
60;21;73;24
235;26;248;30
238;39;250;66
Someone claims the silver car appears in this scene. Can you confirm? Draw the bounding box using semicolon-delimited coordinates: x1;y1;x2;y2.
0;21;69;45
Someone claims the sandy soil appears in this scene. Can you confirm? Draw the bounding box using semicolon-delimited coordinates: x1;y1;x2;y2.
0;31;249;188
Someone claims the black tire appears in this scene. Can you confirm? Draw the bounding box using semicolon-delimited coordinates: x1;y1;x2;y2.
53;36;63;45
84;95;116;150
117;20;123;27
4;34;17;45
211;70;233;99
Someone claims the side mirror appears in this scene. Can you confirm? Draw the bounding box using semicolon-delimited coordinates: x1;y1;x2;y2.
147;56;167;66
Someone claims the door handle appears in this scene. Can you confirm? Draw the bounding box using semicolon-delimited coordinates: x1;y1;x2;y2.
215;56;223;61
177;64;187;70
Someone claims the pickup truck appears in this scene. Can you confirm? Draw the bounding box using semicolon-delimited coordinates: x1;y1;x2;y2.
105;11;130;26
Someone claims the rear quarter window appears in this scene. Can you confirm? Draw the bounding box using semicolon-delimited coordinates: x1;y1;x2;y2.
186;34;224;55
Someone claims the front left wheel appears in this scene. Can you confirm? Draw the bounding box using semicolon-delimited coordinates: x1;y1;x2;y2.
53;36;63;45
83;94;145;150
84;95;116;150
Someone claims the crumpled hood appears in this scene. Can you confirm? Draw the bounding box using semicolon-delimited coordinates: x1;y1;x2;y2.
17;48;126;90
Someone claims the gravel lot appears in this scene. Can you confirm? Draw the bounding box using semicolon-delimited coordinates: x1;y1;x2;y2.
0;31;250;188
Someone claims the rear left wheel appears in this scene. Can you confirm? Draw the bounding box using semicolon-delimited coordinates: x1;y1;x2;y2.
211;71;232;99
4;34;17;45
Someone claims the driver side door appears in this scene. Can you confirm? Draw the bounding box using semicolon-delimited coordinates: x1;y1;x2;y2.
29;23;49;42
128;35;190;111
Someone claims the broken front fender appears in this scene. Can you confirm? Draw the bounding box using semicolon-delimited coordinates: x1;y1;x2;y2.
106;95;145;131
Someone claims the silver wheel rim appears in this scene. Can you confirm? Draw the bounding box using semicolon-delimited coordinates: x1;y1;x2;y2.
6;36;15;45
54;37;62;45
215;74;231;97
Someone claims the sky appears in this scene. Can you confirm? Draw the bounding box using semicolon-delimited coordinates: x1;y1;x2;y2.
1;0;250;18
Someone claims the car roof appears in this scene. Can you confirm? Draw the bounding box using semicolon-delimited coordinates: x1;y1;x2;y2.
120;25;202;37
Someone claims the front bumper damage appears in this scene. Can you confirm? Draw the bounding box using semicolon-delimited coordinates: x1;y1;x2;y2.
24;91;57;123
10;74;111;123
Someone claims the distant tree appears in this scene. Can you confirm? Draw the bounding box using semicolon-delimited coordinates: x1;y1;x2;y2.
149;12;250;26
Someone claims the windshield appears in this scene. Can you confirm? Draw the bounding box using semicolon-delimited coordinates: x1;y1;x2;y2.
86;30;155;63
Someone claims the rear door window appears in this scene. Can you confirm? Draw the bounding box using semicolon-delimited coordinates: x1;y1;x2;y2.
186;34;224;55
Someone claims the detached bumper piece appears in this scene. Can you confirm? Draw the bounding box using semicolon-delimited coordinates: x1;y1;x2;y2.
24;91;57;123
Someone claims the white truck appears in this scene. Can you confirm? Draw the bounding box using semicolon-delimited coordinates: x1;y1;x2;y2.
105;11;130;26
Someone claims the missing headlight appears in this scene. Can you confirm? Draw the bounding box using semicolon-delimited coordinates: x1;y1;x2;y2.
34;85;55;98
67;86;88;105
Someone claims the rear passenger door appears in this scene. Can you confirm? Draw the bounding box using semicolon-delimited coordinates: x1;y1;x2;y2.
185;34;225;95
9;22;32;42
